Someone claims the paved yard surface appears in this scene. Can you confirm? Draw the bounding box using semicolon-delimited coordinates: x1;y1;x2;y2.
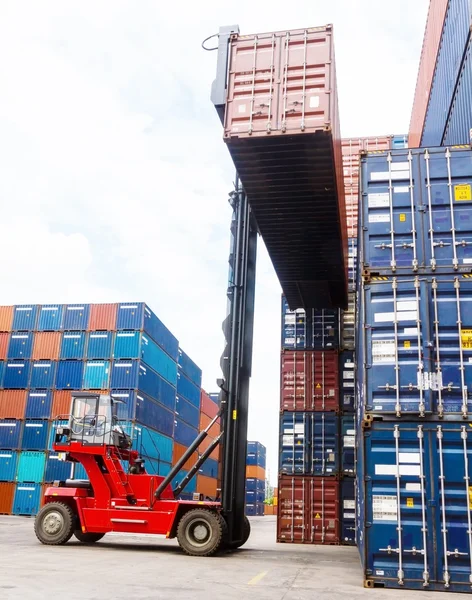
0;515;459;599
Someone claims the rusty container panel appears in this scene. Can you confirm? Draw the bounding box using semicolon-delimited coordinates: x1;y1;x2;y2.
0;482;15;514
277;475;340;544
88;304;118;331
172;441;199;472
32;332;61;360
409;0;449;147
246;465;265;480
0;390;27;419
280;350;339;412
200;390;219;420
196;474;218;497
0;306;13;332
223;25;347;310
51;390;72;419
199;413;220;438
0;332;9;360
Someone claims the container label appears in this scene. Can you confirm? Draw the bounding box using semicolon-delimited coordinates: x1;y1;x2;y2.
368;193;389;208
238;104;246;114
343;435;355;447
343;371;355;380
376;571;385;576
464;259;472;264
399;213;406;222
373;495;397;521
405;483;421;492
309;95;320;108
455;184;472;202
394;186;409;194
344;500;355;509
461;329;472;349
343;512;355;519
403;340;411;349
368;213;390;223
404;327;418;335
372;340;395;363
399;452;420;464
406;497;414;508
374;310;417;323
371;169;410;182
375;464;421;476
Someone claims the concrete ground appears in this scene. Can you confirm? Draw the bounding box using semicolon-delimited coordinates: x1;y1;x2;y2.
0;515;460;600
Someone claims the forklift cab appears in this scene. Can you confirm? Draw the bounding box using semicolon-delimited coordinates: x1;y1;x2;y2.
64;392;131;448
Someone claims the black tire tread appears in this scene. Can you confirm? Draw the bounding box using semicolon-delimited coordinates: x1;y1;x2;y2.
74;531;105;544
34;502;76;546
176;509;223;557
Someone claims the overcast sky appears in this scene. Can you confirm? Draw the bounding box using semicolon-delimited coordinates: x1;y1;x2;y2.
0;1;428;483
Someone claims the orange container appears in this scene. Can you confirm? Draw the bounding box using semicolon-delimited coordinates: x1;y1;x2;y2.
0;390;27;419
200;390;219;419
264;504;274;516
198;434;220;462
0;482;15;514
196;475;218;498
273;487;278;497
51;390;72;419
32;332;61;360
246;465;265;480
0;306;13;332
199;413;220;438
172;442;199;472
89;303;117;331
0;332;9;360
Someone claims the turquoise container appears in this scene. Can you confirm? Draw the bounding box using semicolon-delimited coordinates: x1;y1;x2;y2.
16;451;46;483
82;360;110;390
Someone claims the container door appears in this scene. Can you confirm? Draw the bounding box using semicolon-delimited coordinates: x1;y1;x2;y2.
427;276;472;417
280;352;309;411
361;151;424;273
279;412;307;475
362;277;431;416
365;423;432;587
309;413;338;476
277;476;306;543
432;424;472;589
421;148;472;272
307;478;339;545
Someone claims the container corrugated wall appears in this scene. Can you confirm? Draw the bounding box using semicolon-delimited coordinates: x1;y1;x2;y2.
32;332;61;360
0;391;27;419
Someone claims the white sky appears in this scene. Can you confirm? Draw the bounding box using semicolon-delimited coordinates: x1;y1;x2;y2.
0;0;428;483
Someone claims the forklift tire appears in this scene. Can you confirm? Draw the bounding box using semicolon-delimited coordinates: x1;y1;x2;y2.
224;516;251;550
74;531;105;544
176;509;224;557
34;502;76;546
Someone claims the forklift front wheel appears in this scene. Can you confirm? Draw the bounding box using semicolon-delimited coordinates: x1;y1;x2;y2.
34;502;76;546
74;530;105;544
177;509;224;557
224;516;251;550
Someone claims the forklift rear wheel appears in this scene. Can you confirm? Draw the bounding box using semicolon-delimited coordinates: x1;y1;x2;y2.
34;502;76;545
177;509;224;557
74;531;105;544
224;515;251;550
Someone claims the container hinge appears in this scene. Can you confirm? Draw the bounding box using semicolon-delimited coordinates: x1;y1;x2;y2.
433;240;451;248
379;545;399;554
374;243;392;250
404;547;425;556
395;242;414;249
447;549;468;558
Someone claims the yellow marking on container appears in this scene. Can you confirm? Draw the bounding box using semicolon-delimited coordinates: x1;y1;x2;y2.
461;329;472;349
316;383;321;388
371;277;388;281
399;213;406;222
455;184;472;201
248;571;268;586
406;498;414;508
404;341;411;349
232;410;237;420
463;275;472;279
468;487;472;507
315;513;321;519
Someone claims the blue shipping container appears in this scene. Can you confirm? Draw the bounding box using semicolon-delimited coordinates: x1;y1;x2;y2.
82;361;110;389
281;296;340;350
245;477;265;493
178;348;202;388
16;451;46;482
116;303;179;361
56;361;84;390
198;457;218;479
391;134;408;149
63;305;90;330
12;483;42;515
208;393;220;406
12;305;37;331
30;361;56;389
113;331;141;358
148;459;172;477
246;503;264;517
0;361;4;387
25;391;52;419
60;332;86;359
44;453;72;482
3;361;30;389
341;478;356;546
421;0;472;147
0;451;18;481
341;415;355;476
0;420;21;448
347;237;358;292
111;361;176;410
245;490;265;504
172;469;197;494
443;33;472;146
279;412;339;476
175;395;200;429
360;147;472;275
174;418;198;448
339;351;355;412
7;333;33;359
176;373;200;409
129;425;174;465
37;305;63;331
358;421;472;592
47;420;68;451
358;274;472;418
86;331;114;359
113;390;175;438
21;421;49;450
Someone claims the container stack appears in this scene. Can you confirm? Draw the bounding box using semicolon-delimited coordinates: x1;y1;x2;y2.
245;441;266;516
0;302;210;515
356;145;472;592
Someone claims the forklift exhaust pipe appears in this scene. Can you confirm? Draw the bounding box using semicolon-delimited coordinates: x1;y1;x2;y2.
173;434;222;498
154;412;221;500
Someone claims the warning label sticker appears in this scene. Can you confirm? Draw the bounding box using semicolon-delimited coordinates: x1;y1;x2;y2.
454;184;472;202
461;329;472;349
373;495;397;521
372;340;395;363
406;498;414;508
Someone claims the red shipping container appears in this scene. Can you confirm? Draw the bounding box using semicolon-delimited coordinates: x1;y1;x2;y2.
198;434;220;462
409;0;449;148
0;332;9;360
277;475;340;545
0;306;13;332
280;350;339;411
222;25;347;310
51;390;72;419
200;390;219;420
199;413;220;438
32;332;61;360
0;390;27;419
0;482;15;514
89;303;117;331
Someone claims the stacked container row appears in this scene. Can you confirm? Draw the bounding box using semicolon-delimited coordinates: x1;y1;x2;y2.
356;146;472;592
245;441;266;516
